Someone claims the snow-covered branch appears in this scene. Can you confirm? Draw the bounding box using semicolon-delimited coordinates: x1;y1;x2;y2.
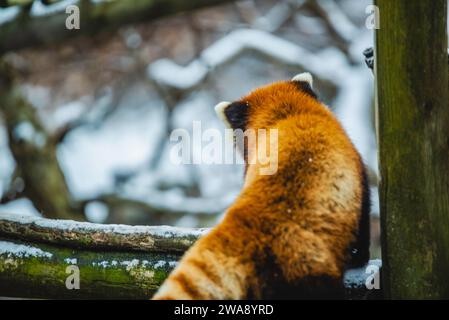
148;28;342;90
0;212;208;252
0;0;236;54
0;213;382;299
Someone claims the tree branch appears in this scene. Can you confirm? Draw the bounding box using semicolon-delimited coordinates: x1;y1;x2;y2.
0;237;181;299
0;212;208;252
0;213;383;299
0;0;236;54
0;60;82;220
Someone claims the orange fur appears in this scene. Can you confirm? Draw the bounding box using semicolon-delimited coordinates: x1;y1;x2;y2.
152;80;369;300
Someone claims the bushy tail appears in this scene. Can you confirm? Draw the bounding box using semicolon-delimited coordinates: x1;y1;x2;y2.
152;234;251;300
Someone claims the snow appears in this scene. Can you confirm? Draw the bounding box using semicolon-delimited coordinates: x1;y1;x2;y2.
0;124;15;199
13;122;34;141
314;29;379;215
122;259;140;270
148;59;208;90
148;28;342;90
50;99;86;131
0;198;42;217
57;86;166;200
84;201;109;223
370;186;380;217
30;0;79;17
154;260;167;269
64;258;78;264
0;240;53;259
91;258;178;270
21;85;51;110
12;121;46;148
93;260;111;268
116;90;242;216
334;65;377;173
343;259;381;287
0;212;209;238
170;92;244;196
0;6;20;26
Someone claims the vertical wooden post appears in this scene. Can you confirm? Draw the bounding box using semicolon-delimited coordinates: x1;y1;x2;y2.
375;0;449;299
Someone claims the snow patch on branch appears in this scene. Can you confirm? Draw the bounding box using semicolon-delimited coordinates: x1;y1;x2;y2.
0;199;41;217
0;240;53;259
12;121;46;148
64;258;77;264
148;28;343;90
343;259;381;288
0;6;20;26
0;212;208;239
90;258;178;271
30;0;79;17
0;124;15;199
149;59;208;90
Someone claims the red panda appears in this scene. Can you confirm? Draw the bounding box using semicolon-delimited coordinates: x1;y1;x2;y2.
152;73;370;300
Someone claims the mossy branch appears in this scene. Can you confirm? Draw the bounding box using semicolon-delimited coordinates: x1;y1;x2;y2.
0;213;382;299
0;237;181;299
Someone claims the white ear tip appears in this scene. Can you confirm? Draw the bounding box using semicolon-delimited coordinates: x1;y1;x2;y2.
214;101;230;114
214;101;231;127
292;72;313;87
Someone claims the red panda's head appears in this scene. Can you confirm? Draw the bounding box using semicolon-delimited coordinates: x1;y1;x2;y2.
214;73;328;180
214;72;321;133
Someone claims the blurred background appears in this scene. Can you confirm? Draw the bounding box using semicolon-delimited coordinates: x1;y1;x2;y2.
0;0;379;257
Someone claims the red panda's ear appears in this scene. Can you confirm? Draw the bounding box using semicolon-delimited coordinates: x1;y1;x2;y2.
291;72;318;100
214;101;249;131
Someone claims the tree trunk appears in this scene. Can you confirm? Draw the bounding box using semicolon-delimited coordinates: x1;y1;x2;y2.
375;0;449;299
0;61;81;220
